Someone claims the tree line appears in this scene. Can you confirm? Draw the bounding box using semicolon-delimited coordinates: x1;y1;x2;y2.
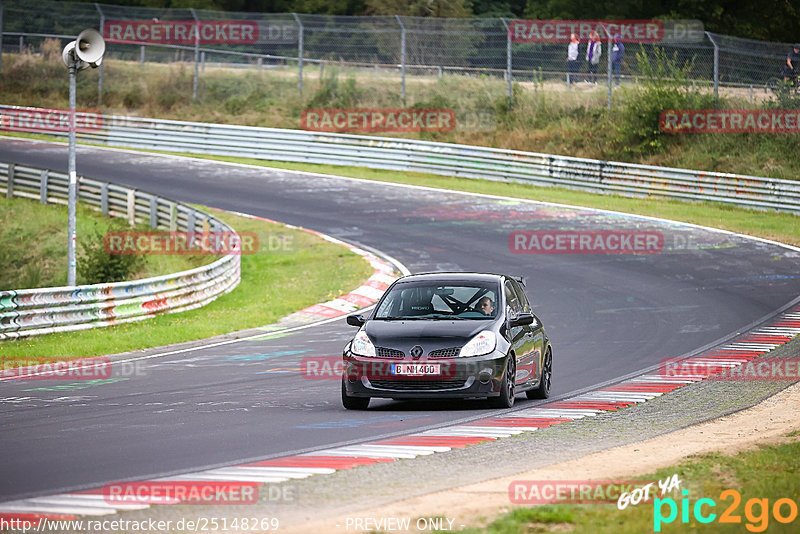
67;0;798;43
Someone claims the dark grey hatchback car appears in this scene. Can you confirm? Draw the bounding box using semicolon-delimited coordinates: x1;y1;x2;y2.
341;273;552;410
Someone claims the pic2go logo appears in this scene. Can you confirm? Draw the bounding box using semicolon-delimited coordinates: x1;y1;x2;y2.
654;489;799;532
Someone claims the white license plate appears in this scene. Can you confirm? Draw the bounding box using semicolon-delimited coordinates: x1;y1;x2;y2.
391;363;441;376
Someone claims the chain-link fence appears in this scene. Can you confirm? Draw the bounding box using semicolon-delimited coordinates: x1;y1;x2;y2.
0;0;796;107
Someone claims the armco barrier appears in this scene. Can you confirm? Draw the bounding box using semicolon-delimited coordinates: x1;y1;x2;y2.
2;105;798;213
0;162;241;340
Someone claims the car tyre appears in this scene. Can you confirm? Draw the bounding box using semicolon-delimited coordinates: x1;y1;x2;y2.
527;348;552;399
342;379;370;410
489;356;515;408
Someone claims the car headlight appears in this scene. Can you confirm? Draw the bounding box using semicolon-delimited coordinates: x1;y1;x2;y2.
351;329;376;357
458;330;496;357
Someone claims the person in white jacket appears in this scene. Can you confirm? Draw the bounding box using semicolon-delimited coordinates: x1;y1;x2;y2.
585;31;602;84
567;33;580;85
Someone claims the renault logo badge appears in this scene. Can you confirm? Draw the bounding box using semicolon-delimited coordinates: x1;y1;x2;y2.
410;345;423;359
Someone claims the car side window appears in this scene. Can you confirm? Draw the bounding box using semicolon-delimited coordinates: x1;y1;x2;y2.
511;280;531;313
504;281;521;314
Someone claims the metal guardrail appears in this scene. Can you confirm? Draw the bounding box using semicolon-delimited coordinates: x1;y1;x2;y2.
2;105;796;214
0;161;241;340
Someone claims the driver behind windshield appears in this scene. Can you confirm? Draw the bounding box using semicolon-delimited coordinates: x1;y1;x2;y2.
477;296;495;316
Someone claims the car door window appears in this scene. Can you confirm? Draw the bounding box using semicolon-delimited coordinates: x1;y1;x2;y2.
511;279;531;313
504;281;521;314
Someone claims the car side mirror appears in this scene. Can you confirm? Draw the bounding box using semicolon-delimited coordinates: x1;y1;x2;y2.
508;313;534;328
346;314;366;327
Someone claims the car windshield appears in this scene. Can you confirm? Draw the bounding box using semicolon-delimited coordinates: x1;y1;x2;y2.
375;282;499;320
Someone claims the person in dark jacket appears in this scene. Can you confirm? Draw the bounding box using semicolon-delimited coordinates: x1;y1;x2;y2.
611;35;625;87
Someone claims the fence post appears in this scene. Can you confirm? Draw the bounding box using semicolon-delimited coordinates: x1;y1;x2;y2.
190;8;199;100
201;51;205;72
95;3;104;103
40;169;48;204
6;162;13;198
607;31;612;109
292;13;303;97
0;0;4;73
706;32;719;109
18;34;22;54
500;18;512;106
395;15;406;105
140;45;145;64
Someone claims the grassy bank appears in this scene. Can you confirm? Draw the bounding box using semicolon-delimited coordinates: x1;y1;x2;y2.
459;435;800;533
0;195;209;289
2;205;374;362
1;47;799;181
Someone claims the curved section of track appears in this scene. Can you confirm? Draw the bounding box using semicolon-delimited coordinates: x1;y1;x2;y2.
1;139;799;501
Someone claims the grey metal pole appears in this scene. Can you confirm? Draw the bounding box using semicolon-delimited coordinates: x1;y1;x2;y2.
706;32;719;109
396;15;406;104
0;1;4;73
67;64;78;286
190;8;199;100
95;3;104;102
607;33;612;109
500;18;512;106
292;13;303;96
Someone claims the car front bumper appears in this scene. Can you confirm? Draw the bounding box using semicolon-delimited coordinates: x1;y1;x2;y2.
342;349;508;399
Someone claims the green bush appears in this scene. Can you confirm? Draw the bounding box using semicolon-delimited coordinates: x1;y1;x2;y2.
615;47;716;157
307;69;361;108
78;222;144;285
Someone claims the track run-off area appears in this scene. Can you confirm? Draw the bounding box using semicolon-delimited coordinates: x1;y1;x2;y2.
1;138;799;526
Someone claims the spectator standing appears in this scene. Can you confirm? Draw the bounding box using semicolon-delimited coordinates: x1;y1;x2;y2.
567;33;580;85
611;34;625;86
586;31;602;84
784;44;800;85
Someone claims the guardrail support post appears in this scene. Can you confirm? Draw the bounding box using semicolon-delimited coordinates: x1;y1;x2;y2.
187;210;196;234
149;196;158;228
40;169;48;204
6;163;13;198
100;182;108;214
169;202;177;232
396;15;406;105
292;13;303;97
140;45;145;64
127;189;136;226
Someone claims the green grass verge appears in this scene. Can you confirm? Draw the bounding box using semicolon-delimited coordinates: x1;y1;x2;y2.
0;195;209;289
2;207;374;363
454;437;800;533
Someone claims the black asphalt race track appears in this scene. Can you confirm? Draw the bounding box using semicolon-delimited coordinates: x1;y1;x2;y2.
2;139;799;500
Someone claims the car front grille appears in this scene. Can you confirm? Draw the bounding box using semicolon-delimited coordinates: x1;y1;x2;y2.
428;347;461;358
375;347;405;358
369;379;467;391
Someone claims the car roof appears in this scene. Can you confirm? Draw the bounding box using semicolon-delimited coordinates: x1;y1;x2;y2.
393;272;506;284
